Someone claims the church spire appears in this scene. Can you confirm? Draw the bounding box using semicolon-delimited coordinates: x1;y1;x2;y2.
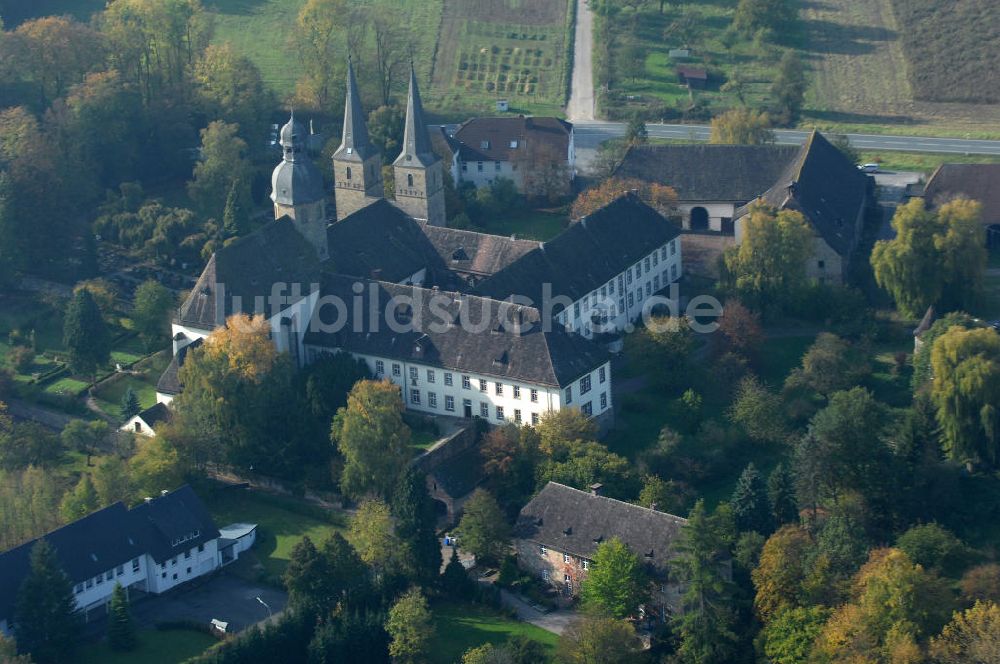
336;57;375;161
394;64;435;167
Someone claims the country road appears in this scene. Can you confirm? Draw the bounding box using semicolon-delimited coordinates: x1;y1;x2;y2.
570;121;1000;173
565;0;594;121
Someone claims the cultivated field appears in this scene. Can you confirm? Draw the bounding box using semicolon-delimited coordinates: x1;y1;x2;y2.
890;0;999;104
800;0;1000;135
431;0;573;117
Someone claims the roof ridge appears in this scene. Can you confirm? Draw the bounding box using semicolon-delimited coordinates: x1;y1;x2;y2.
544;482;688;523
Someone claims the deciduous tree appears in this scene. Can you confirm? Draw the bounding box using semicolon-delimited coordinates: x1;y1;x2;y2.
131;280;175;351
348;498;403;578
722;204;812;314
930;325;1000;467
59;474;98;522
556;615;642;664
770;51;807;124
457;489;510;565
332;379;411;500
709;107;775;145
580;537;649;619
187;121;252;221
386;588;434;664
930;600;1000;664
728;376;787;444
570;177;677;220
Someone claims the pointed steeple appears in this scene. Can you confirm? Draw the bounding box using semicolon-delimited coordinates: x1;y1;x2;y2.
394;64;437;167
336;57;375;161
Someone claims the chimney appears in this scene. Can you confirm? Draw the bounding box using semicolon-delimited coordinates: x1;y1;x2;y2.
144;497;152;503
309;119;315;135
160;489;168;496
371;268;383;280
589;483;603;496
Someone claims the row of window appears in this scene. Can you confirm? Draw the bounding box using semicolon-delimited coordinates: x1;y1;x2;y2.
564;368;606;405
408;389;543;424
462;160;505;173
376;361;541;402
74;558;141;594
539;545;591;570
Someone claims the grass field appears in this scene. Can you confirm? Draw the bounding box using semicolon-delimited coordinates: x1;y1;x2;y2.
206;489;346;579
857;151;1000;175
429;603;558;664
432;0;573;117
478;209;567;241
92;351;171;419
77;629;216;664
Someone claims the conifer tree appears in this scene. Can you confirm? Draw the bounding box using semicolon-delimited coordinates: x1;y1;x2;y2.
120;387;141;422
440;547;473;599
63;288;110;381
391;468;442;586
107;582;136;651
767;463;798;526
731;462;772;535
222;179;248;238
14;540;81;663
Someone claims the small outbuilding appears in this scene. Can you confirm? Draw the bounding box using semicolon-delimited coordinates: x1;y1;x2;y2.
120;402;171;438
676;66;707;89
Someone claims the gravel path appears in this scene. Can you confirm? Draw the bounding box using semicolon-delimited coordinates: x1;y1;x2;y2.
565;0;594;121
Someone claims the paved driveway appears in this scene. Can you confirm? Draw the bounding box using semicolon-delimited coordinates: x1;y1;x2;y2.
85;574;287;637
498;589;577;635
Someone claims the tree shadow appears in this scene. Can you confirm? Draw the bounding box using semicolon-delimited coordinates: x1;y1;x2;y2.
800;18;897;55
801;109;919;126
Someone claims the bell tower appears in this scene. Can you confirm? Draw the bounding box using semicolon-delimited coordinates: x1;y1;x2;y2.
270;111;328;259
332;57;383;221
393;65;446;227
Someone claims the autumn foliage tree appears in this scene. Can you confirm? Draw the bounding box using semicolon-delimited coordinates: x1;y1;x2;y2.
570;177;677;220
709;107;775;145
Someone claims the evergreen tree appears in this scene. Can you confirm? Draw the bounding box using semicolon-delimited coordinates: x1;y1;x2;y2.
440;547;474;599
670;500;738;664
731;462;772;535
456;489;510;565
391;468;442;586
0;171;20;287
13;540;81;663
120;387;141;422
767;463;798;526
222;178;248;238
63;288;110;380
107;582;136;651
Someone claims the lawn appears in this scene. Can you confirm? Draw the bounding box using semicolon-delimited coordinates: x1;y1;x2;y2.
205;489;346;580
855;151;1000;175
428;602;558;664
432;0;573;118
92;350;172;419
478;209;567;242
77;628;217;664
411;429;441;452
206;0;442;103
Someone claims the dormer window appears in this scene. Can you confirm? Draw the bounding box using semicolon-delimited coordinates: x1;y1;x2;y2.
346;147;353;154
481;140;490;149
509;140;518;148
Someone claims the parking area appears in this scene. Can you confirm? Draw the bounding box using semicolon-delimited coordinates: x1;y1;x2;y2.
85;573;287;637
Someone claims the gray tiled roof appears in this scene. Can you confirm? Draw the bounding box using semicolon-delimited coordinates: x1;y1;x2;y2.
176;218;321;330
334;58;378;163
474;193;681;309
923;163;1000;224
394;66;438;168
747;131;870;257
156;338;202;396
420;224;541;278
303;276;608;387
515;482;687;577
613;144;799;201
136;402;171;428
0;486;218;622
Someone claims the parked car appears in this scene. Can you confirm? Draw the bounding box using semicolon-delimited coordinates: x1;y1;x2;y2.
859;163;879;173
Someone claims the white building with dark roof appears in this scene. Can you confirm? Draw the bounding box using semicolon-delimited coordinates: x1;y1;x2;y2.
161;57;685;430
0;486;253;637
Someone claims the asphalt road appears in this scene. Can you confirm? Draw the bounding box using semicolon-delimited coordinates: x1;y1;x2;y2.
565;0;594;122
572;121;1000;155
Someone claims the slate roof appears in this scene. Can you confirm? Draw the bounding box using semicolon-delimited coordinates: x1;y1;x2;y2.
420;224;541;278
136;402;171;428
394;66;438;168
613;144;799;201
515;482;687;577
156;338;202;396
430;125;460;162
303;275;609;387
473;193;681;309
0;485;218;622
453;116;573;163
923;163;1000;224
175;218;321;330
747;131;870;257
325;199;446;282
334;58;378;163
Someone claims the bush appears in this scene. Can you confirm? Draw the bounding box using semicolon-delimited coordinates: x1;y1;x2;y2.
9;346;35;374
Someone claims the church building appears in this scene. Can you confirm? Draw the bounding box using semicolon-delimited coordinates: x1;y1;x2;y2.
158;61;684;429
